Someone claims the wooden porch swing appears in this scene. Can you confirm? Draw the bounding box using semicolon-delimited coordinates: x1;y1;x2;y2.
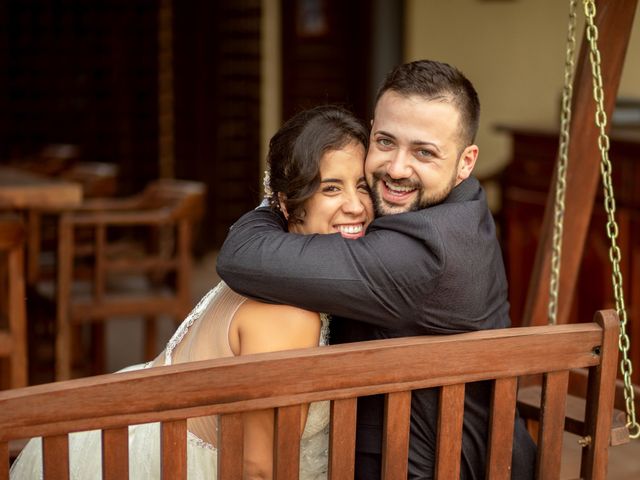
0;0;637;478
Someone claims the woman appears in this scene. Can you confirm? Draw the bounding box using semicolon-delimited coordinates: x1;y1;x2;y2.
11;105;373;480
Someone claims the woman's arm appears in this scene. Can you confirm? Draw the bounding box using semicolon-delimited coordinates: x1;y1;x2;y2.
230;300;321;480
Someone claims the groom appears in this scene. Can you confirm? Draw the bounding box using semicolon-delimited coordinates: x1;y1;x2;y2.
217;59;536;478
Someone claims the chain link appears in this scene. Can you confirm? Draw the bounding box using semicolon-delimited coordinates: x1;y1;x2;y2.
549;0;578;325
583;0;639;438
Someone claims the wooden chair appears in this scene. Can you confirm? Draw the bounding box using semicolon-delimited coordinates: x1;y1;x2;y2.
0;310;619;479
9;144;82;177
26;161;120;285
0;215;28;389
52;179;206;380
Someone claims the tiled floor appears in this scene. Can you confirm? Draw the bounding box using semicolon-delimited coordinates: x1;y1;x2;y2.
102;251;640;478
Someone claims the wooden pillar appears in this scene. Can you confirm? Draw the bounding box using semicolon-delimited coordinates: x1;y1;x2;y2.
523;0;638;327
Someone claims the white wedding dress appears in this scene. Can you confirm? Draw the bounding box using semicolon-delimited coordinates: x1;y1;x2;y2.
10;281;330;479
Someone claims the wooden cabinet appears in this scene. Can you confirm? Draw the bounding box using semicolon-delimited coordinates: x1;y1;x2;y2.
497;125;640;383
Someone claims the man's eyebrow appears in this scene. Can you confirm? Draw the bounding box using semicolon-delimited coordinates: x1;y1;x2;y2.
375;130;442;152
412;140;442;153
374;129;396;139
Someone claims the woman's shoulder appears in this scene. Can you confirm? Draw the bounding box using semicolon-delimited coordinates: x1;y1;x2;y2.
240;299;320;323
233;300;322;354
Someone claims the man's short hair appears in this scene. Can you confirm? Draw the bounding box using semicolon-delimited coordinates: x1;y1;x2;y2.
375;60;480;147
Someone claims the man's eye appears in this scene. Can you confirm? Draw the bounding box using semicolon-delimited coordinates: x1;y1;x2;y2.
417;149;433;158
377;138;392;147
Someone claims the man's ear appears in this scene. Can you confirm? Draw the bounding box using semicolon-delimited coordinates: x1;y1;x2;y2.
456;144;479;185
277;192;290;220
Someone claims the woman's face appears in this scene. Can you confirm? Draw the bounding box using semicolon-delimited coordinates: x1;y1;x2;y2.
290;141;373;239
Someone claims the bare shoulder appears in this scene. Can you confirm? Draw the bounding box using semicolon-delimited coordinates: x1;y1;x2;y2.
238;299;321;326
234;300;321;355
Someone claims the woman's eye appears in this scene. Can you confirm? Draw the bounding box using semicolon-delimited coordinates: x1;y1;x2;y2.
322;185;340;193
358;183;371;193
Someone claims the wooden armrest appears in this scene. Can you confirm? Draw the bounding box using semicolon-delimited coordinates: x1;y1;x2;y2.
72;194;147;211
62;208;174;227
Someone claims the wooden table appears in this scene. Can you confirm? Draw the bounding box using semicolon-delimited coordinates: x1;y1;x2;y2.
0;166;82;209
0;165;83;285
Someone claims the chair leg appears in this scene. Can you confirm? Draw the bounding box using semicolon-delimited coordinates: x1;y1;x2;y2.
56;217;73;381
91;323;105;375
8;244;27;388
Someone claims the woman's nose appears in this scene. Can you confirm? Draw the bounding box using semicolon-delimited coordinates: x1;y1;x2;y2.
342;191;366;215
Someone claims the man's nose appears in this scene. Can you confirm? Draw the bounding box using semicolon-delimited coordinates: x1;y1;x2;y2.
386;151;412;179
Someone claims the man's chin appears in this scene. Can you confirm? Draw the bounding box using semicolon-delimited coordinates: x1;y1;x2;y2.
374;200;415;217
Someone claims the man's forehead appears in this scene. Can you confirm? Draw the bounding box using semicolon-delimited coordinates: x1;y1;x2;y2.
372;93;460;134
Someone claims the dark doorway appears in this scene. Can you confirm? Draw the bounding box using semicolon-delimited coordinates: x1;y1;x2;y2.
173;0;262;251
281;0;374;122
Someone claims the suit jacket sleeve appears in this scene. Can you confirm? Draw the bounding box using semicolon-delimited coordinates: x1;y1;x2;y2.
216;207;444;330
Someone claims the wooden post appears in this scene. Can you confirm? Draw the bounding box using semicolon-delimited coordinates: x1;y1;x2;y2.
523;0;639;327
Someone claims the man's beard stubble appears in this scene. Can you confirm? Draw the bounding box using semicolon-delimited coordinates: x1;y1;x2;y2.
369;171;458;217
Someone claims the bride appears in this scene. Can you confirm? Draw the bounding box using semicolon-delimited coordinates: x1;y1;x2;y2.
10;105;373;480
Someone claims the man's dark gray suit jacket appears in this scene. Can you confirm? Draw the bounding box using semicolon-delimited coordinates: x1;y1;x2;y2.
217;176;536;479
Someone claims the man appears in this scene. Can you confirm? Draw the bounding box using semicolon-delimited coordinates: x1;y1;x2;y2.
217;60;536;478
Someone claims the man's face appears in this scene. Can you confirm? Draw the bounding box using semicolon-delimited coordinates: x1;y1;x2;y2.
365;91;478;216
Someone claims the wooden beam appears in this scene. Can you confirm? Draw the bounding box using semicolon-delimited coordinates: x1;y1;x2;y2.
523;0;638;327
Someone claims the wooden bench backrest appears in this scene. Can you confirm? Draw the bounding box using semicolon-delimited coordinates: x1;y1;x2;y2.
0;310;619;479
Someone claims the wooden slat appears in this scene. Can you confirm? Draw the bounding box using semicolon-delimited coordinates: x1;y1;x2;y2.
274;404;301;480
435;384;465;480
161;420;187;480
580;311;619;479
487;377;517;479
218;413;243;479
102;427;129;480
43;434;69;479
536;370;569;478
0;322;605;441
382;390;411;480
328;398;357;479
0;441;8;480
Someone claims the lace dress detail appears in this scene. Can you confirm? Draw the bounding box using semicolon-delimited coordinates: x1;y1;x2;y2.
165;281;226;365
10;282;330;480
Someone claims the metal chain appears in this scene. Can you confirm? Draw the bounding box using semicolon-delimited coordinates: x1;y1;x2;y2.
583;0;639;438
549;0;579;325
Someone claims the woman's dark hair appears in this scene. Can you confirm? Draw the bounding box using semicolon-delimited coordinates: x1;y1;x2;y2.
266;105;368;223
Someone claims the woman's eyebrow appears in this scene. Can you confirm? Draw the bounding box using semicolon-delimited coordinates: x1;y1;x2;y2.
320;178;343;183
